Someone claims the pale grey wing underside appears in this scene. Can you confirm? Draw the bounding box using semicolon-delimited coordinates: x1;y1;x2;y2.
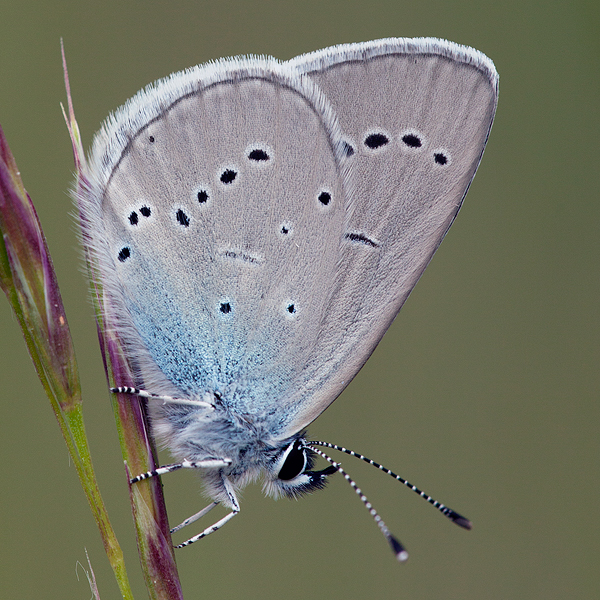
280;39;498;436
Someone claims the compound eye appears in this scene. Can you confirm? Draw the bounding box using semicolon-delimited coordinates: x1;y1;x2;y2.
277;441;307;481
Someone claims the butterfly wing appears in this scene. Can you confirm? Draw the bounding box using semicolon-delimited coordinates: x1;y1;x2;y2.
279;38;498;436
82;58;352;419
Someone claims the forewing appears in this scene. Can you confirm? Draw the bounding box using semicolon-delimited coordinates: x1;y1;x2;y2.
281;38;498;435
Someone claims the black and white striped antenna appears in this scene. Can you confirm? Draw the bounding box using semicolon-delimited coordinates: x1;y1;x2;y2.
305;440;472;562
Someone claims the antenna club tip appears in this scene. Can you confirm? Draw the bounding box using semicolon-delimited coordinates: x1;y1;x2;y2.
452;513;473;530
389;535;409;563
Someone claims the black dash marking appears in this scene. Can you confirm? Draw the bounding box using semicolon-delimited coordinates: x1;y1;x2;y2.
118;247;131;262
140;205;151;217
222;249;261;265
129;211;139;225
402;133;422;148
318;191;331;206
220;169;237;184
248;148;269;161
220;302;232;314
176;209;190;227
434;152;448;165
345;232;379;248
197;189;209;203
364;133;389;149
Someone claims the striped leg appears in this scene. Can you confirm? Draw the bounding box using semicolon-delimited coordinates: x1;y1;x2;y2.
130;458;232;484
176;475;240;548
111;386;215;410
170;501;219;534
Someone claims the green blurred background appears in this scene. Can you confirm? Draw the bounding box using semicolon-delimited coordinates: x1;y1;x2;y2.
1;1;597;598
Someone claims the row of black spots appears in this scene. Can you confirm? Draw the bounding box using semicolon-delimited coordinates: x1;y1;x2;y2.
359;130;450;166
176;148;270;230
128;204;152;226
122;144;276;243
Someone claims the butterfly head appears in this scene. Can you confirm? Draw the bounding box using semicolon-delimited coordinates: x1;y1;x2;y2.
263;437;338;499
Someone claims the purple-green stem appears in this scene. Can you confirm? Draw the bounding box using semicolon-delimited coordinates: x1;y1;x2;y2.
0;121;133;598
0;41;186;600
62;40;184;600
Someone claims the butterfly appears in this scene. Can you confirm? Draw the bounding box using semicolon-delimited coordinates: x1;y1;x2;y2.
78;37;498;560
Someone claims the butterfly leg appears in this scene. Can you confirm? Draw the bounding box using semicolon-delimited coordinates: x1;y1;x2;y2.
175;474;240;548
111;386;214;410
130;458;232;483
170;501;220;534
